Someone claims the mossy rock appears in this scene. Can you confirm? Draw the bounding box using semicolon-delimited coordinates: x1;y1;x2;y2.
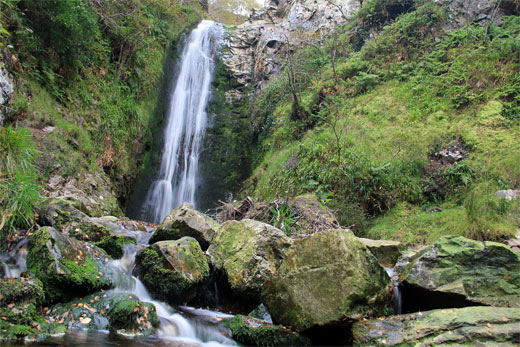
150;202;219;250
397;235;520;307
0;278;66;341
134;237;209;304
208;219;292;298
352;306;520;346
109;300;158;335
93;235;137;259
358;237;402;267
37;198;89;230
263;229;391;330
27;227;112;303
223;315;310;346
47;291;158;335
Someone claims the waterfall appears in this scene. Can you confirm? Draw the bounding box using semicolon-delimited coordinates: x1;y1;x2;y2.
142;20;223;224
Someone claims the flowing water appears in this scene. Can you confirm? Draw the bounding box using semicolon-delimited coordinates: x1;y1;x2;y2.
384;267;402;315
1;219;236;346
141;20;223;224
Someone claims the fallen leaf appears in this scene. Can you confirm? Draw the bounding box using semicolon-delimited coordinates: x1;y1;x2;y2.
79;317;91;324
502;317;509;322
487;323;492;328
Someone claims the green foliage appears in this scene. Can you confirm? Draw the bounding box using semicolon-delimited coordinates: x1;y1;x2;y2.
0;126;40;236
499;72;520;121
444;162;475;191
269;202;301;236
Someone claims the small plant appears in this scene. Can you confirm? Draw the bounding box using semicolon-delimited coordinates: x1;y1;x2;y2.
269;202;301;236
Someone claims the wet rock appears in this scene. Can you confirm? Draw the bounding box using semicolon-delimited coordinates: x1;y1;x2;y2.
208;219;292;299
27;227;112;303
249;303;273;324
150;202;219;250
263;229;391;330
93;235;137;259
397;236;520;308
352;306;520;346
47;292;158;335
223;315;310;346
495;189;520;201
358;238;402;267
37;198;90;228
134;237;209;305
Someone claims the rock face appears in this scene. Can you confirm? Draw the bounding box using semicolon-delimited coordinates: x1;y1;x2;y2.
222;0;360;91
27;227;112;303
263;229;391;330
397;236;520;308
208;219;292;297
44;173;122;218
352;306;520;346
150;202;219;249
440;0;503;30
134;237;209;304
358;237;401;267
495;189;520;200
0;65;13;124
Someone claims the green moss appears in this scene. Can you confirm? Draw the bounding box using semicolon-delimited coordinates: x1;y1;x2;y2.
94;235;137;259
109;300;158;334
224;315;310;346
27;227;111;303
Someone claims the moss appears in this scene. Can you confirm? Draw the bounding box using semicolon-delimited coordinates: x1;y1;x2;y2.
109;300;158;334
134;248;194;303
94;235;137;259
27;227;111;303
223;315;311;346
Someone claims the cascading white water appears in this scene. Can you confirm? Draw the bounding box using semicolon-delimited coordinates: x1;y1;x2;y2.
142;20;223;224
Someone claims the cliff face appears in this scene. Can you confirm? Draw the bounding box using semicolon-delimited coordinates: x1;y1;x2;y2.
222;0;361;93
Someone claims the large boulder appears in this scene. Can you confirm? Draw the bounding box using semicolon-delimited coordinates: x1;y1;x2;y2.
208;219;292;298
27;227;112;303
134;237;209;304
263;229;391;330
150;203;219;249
352;306;520;346
397;235;520;308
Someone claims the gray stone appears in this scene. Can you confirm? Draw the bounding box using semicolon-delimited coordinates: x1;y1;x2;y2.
358;237;401;267
0;65;14;124
495;189;520;201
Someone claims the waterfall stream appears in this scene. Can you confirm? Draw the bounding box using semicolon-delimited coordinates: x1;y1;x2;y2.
141;20;223;224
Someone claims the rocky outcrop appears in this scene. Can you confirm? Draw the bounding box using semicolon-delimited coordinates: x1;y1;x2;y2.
208;219;292;299
150;202;219;249
0;65;13;124
263;229;391;330
496;189;520;200
222;0;361;91
440;0;503;30
397;236;520;308
27;227;112;303
44;173;122;218
134;237;209;304
352;306;520;346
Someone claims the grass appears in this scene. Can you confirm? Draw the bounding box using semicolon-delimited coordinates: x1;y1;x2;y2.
245;2;520;245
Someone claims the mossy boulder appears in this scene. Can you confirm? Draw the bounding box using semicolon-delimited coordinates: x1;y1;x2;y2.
208;219;292;298
37;198;89;229
223;315;311;346
46;292;158;335
93;235;137;259
134;237;209;304
27;227;112;303
397;235;520;307
263;229;391;330
0;278;65;340
150;202;219;249
352;306;520;346
358;237;402;267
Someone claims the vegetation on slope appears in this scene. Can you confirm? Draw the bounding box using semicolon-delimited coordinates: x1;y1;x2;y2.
0;0;203;236
246;0;520;245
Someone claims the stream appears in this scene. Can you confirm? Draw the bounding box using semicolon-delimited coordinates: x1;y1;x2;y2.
0;219;237;346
